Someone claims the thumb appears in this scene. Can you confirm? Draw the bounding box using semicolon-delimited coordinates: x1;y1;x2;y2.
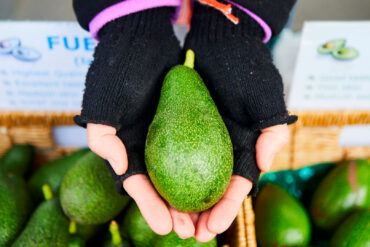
256;124;289;172
87;123;128;175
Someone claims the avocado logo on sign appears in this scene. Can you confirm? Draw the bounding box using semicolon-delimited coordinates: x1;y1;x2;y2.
317;39;359;61
0;37;42;62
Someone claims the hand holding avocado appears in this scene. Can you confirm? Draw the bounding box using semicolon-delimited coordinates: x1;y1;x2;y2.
73;0;297;242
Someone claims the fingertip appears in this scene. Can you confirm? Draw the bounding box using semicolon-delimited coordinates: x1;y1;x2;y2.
207;215;228;234
195;210;216;242
152;220;172;235
170;208;195;239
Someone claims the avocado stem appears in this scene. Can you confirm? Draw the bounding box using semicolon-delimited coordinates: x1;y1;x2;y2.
42;184;53;201
69;220;77;234
109;220;122;246
184;49;195;69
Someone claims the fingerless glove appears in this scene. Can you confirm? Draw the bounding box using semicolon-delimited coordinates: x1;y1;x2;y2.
184;0;297;195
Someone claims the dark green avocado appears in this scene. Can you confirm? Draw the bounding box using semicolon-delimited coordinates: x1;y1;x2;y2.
60;152;130;225
255;184;311;247
28;148;89;202
0;168;33;246
154;231;217;247
145;50;233;212
310;160;370;231
0;144;34;177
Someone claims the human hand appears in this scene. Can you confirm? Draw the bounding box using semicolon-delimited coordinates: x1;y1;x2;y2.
183;0;297;241
73;7;198;237
87;123;199;238
194;124;290;242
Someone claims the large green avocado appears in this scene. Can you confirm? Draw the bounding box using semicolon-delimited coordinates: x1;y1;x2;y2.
0;168;33;247
255;184;311;247
120;202;157;247
330;210;370;247
11;198;69;247
154;231;217;247
28;148;89;202
310;160;370;231
60;152;130;225
145;50;233;212
0;144;33;177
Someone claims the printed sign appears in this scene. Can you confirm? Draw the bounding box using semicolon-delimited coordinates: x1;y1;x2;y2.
0;21;96;111
288;21;370;110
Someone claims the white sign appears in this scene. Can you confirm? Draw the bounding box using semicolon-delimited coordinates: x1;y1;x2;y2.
288;21;370;110
0;21;96;111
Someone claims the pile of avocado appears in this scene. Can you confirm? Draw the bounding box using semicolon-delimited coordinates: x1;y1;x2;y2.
255;159;370;247
0;145;218;247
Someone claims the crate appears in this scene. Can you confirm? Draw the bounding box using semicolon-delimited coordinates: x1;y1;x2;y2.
239;109;370;247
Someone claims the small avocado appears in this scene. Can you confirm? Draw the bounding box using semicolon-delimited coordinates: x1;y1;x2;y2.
154;231;217;247
332;47;359;60
75;223;102;241
68;236;85;247
102;221;131;247
330;210;370;247
120;202;157;247
60;152;130;225
11;185;70;247
317;39;346;54
28;148;89;202
145;50;233;212
0;168;33;246
0;144;34;177
310;160;370;231
255;184;311;247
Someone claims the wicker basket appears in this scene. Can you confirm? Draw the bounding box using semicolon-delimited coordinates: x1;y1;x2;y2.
0;110;252;247
1;110;369;247
238;109;370;247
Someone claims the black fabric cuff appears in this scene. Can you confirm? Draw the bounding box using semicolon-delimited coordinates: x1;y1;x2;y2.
73;0;123;31
75;7;179;130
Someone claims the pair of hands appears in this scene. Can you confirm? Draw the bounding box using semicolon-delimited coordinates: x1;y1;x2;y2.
87;122;289;242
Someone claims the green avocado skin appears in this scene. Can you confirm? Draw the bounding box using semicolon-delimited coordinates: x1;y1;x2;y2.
0;168;33;247
310;160;370;231
255;184;311;247
145;65;233;212
0;144;33;177
60;152;130;225
154;231;217;247
28;148;89;202
330;210;370;247
11;198;69;247
120;202;157;247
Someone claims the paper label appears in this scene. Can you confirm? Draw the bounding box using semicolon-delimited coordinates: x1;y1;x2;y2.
288;21;370;110
0;21;96;111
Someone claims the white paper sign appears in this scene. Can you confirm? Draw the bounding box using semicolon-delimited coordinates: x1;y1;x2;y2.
288;21;370;110
0;21;96;111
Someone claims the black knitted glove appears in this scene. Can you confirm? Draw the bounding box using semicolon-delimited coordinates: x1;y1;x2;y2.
74;8;182;194
184;0;297;195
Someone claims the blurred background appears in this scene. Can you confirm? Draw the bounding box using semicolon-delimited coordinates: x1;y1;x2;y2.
1;0;370;30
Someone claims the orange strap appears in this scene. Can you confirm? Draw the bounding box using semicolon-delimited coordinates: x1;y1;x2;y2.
197;0;239;24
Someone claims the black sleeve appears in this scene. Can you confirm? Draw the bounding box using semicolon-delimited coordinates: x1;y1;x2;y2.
73;0;123;30
184;0;297;195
